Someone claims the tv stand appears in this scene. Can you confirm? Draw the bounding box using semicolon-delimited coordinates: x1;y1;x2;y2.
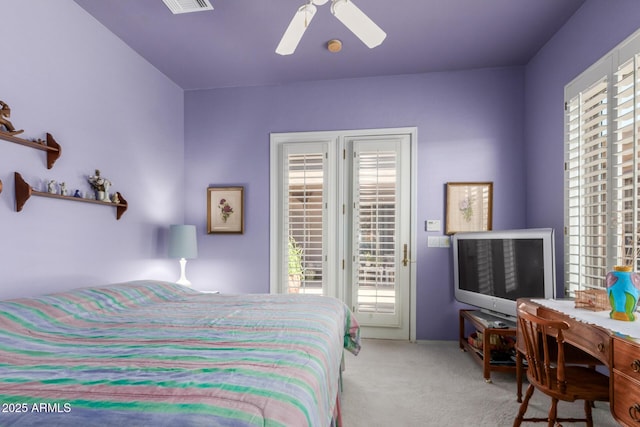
459;309;519;387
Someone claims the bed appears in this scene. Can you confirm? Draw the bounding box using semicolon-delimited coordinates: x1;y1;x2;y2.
0;280;360;426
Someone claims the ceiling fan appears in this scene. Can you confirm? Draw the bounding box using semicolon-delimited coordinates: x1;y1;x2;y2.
276;0;386;55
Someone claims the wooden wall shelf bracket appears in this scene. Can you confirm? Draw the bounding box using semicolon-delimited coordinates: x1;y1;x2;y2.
15;172;128;220
0;132;62;169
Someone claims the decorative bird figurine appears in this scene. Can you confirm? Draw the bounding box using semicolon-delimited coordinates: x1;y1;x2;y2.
606;267;640;321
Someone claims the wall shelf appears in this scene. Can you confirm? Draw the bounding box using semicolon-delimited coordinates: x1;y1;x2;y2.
0;132;61;169
14;172;128;220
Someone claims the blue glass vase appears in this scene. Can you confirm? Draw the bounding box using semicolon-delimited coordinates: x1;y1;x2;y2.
606;266;640;321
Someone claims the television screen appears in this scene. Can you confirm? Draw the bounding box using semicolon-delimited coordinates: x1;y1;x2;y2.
457;238;545;300
452;228;555;319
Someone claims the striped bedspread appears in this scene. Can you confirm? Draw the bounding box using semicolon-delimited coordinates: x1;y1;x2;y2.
0;280;360;426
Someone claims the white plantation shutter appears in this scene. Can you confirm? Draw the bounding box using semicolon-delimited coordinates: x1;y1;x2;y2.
564;77;609;293
283;143;328;295
613;56;640;270
354;148;398;314
564;29;640;295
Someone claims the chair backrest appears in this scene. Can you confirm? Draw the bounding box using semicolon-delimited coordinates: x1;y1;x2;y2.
517;307;570;393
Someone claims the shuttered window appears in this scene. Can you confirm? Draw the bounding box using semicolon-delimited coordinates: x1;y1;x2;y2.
354;149;397;314
284;144;327;295
565;78;609;292
613;57;640;268
564;29;640;294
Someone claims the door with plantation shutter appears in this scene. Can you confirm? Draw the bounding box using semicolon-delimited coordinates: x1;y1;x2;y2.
350;136;411;338
270;128;416;341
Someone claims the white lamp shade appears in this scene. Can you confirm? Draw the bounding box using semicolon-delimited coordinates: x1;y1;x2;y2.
168;225;198;259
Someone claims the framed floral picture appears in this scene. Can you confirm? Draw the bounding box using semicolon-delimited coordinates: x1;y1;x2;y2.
207;186;244;234
445;182;493;235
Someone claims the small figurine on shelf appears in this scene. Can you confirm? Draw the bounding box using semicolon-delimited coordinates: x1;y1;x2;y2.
0;101;24;136
73;189;82;198
111;193;120;204
47;180;57;194
59;182;68;196
87;169;112;201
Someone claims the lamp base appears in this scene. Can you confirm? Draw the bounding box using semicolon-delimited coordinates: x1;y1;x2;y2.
176;257;192;286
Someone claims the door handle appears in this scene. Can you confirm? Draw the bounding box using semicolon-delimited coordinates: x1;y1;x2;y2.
403;244;408;267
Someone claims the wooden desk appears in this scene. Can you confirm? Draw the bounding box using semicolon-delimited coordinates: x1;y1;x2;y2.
517;298;640;426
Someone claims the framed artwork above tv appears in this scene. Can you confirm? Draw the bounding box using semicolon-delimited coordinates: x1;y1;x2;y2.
445;182;493;235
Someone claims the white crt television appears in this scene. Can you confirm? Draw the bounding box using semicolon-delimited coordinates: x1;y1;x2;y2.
452;228;556;320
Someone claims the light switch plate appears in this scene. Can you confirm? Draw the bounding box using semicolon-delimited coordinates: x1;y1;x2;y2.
428;236;451;248
427;236;439;247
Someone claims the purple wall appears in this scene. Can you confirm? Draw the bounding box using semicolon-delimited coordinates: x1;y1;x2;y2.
0;1;184;299
524;0;640;296
185;68;527;339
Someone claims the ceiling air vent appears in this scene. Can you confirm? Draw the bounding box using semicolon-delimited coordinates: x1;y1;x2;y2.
162;0;213;14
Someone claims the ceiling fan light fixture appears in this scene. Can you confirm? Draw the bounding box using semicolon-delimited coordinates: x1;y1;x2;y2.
331;0;386;49
327;39;342;53
276;3;318;55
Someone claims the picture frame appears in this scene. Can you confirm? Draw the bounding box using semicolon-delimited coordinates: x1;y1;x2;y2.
445;182;493;235
207;186;244;234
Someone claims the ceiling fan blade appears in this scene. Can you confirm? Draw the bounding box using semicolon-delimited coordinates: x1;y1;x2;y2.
276;4;318;56
331;0;386;49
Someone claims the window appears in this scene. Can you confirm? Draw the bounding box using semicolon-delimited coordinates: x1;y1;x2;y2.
284;145;328;295
354;148;398;314
564;29;640;294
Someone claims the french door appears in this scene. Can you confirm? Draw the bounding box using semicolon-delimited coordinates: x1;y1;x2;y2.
270;128;416;340
349;135;412;338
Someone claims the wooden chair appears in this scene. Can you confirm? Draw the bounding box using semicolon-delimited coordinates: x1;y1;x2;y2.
513;308;610;427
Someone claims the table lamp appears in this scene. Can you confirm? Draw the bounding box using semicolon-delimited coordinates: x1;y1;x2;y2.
168;224;198;286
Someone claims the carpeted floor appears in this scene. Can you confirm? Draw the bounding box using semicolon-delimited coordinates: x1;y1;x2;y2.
340;339;618;426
